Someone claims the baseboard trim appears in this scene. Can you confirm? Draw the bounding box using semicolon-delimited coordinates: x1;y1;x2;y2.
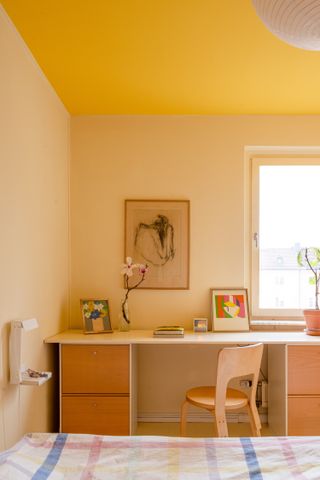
138;411;268;424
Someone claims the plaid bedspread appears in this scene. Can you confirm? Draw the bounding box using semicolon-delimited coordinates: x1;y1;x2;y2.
1;433;320;479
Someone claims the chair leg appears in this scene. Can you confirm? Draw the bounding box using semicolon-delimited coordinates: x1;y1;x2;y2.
210;411;218;437
215;412;229;437
247;403;261;437
180;400;189;436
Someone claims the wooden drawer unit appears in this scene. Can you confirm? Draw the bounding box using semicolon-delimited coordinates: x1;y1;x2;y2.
62;345;129;394
288;397;320;435
61;344;130;435
287;345;320;435
62;396;129;435
288;346;320;395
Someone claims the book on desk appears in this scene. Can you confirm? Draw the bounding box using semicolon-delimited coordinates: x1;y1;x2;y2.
153;326;184;337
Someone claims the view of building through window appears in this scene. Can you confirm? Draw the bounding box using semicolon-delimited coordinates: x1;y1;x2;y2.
258;165;320;310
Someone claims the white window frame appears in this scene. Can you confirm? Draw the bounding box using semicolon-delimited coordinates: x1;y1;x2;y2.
250;154;320;320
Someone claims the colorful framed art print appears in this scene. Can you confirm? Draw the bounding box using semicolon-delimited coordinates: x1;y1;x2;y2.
81;299;113;334
211;288;250;332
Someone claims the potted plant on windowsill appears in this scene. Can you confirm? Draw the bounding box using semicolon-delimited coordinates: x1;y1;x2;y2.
297;247;320;335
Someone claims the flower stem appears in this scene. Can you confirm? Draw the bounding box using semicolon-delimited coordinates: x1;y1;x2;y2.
121;271;147;324
121;299;130;324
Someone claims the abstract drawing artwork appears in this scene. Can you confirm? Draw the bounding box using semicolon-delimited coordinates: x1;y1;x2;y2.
211;288;250;331
135;214;175;267
125;200;189;289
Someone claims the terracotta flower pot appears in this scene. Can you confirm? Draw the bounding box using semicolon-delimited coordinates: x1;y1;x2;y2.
303;309;320;335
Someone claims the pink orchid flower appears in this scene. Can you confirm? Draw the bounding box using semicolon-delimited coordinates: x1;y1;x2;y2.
121;256;138;277
138;264;148;275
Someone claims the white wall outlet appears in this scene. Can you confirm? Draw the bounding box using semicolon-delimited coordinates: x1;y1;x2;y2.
240;379;252;388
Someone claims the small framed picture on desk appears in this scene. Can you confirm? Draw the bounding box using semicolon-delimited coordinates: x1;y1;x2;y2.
193;318;208;333
81;299;113;334
211;288;250;332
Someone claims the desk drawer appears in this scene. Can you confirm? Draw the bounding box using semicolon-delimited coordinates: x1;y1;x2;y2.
287;346;320;395
288;396;320;435
62;345;129;394
61;395;129;435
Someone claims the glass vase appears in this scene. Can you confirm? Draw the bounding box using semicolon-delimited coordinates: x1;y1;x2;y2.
119;298;130;332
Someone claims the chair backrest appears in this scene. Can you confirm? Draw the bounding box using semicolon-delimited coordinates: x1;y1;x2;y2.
215;343;263;408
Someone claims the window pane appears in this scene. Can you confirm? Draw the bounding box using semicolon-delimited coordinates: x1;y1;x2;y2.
259;165;320;309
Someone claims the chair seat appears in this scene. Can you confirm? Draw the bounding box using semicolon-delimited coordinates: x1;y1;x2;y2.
186;386;248;410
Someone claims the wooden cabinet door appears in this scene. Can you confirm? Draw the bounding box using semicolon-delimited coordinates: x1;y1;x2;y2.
62;396;129;435
288;397;320;435
62;345;129;394
287;346;320;395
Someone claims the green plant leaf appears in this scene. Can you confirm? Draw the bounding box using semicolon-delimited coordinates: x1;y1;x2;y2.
297;247;320;269
309;277;316;285
297;250;304;266
310;260;319;267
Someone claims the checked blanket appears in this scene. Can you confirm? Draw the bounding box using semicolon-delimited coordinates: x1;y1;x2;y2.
1;433;320;479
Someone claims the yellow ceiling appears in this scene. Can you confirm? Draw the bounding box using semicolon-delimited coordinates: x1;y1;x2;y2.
3;0;320;115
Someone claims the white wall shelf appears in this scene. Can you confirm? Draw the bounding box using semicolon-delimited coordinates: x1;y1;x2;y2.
20;371;52;386
10;319;52;386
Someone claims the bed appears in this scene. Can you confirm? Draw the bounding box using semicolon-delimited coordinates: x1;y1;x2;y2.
1;432;320;479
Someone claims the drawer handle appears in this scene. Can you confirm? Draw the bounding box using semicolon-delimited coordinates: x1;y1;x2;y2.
92;351;97;355
92;403;97;408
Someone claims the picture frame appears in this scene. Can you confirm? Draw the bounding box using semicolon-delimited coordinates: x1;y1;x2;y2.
125;199;190;289
80;299;113;334
210;288;250;332
193;318;208;333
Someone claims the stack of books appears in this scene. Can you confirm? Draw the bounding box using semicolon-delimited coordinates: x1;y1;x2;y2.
153;326;184;337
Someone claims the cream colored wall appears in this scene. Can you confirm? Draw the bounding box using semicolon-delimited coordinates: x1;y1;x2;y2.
0;7;70;448
70;115;320;329
71;115;320;417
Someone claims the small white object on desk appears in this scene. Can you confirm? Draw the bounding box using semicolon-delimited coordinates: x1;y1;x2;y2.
193;318;208;333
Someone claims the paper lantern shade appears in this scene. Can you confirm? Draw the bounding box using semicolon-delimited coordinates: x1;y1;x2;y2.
252;0;320;50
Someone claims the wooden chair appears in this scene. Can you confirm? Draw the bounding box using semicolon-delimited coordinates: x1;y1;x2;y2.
180;343;263;437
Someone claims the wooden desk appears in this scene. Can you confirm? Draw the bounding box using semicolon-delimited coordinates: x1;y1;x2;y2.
46;329;320;436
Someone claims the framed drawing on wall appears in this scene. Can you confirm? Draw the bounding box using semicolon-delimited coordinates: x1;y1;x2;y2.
81;299;113;334
125;199;190;289
211;288;250;332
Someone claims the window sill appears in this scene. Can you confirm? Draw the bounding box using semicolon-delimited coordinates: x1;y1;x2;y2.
250;320;305;332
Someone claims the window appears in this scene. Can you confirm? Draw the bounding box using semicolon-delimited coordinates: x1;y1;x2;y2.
251;157;320;318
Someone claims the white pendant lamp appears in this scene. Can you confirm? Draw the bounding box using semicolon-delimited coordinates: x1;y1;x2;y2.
252;0;320;50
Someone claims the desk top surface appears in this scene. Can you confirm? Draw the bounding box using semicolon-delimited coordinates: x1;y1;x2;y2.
45;329;320;345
